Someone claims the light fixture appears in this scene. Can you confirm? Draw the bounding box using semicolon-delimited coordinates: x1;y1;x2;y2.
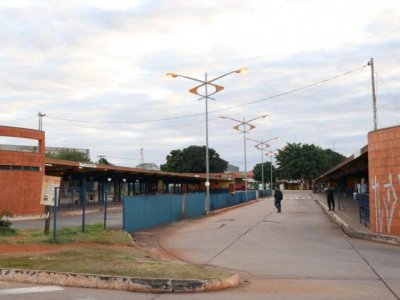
166;68;247;213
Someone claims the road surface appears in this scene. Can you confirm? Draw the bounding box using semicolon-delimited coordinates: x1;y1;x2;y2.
2;190;400;299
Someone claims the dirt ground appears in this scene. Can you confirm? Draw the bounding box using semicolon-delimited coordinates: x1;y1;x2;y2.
0;223;176;256
0;243;66;254
131;221;204;265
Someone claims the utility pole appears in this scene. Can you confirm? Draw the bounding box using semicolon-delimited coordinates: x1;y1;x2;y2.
38;112;46;130
140;148;144;165
368;58;377;130
38;112;51;234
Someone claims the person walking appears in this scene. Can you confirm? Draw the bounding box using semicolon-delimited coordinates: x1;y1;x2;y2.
274;185;283;213
325;183;335;211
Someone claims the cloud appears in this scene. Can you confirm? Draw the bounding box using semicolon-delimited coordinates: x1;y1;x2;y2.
0;0;399;170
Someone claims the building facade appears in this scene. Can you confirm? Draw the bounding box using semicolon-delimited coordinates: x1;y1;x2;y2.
0;126;45;215
1;125;232;217
314;125;400;237
368;125;400;236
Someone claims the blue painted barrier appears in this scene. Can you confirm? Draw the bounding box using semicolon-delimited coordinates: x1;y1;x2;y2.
123;191;259;232
185;193;206;218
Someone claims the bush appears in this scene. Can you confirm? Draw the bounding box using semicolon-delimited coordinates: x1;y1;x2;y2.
0;209;15;236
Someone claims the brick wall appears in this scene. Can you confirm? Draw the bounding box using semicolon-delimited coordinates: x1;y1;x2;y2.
368;125;400;236
0;126;45;216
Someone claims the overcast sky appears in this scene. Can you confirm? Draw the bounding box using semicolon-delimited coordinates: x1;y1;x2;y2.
1;0;399;170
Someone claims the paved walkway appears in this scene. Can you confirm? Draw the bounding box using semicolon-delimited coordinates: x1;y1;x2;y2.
3;190;400;298
10;191;400;247
311;191;400;246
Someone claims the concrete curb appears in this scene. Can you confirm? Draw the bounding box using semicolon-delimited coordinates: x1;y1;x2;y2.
0;268;240;293
314;199;400;246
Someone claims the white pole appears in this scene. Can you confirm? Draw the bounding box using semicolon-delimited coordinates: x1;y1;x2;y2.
243;117;248;200
261;139;264;190
369;58;377;130
270;154;273;190
205;72;210;213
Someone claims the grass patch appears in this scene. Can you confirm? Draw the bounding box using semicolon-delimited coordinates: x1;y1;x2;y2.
0;228;16;236
0;223;132;245
0;247;228;279
0;223;233;280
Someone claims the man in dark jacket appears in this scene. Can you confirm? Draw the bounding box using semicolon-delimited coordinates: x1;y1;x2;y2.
274;186;283;213
325;183;335;211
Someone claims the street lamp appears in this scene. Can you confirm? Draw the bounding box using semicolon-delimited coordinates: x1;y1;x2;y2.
37;112;46;130
266;149;279;190
247;137;280;190
166;68;247;213
220;115;268;196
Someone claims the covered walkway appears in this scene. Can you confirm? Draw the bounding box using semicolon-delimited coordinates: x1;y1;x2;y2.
313;191;400;245
44;157;232;209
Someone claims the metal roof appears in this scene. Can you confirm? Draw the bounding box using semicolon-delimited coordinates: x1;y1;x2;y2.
313;145;368;183
44;158;231;183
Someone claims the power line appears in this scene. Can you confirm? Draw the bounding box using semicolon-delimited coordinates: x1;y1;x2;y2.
375;69;400;109
209;64;368;114
101;155;140;161
45;64;368;125
46;111;204;124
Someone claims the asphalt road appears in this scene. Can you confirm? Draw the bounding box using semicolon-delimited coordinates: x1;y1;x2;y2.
2;190;400;299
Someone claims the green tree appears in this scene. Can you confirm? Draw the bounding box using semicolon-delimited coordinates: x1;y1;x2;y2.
275;143;345;182
160;145;228;173
97;157;112;165
46;149;91;163
322;148;346;170
253;161;275;182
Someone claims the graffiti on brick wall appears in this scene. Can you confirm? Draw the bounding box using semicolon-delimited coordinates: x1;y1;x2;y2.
372;174;400;234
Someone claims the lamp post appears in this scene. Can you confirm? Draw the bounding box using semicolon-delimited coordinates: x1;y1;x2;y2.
247;137;280;190
166;68;247;213
37;112;46;130
267;150;279;190
367;58;377;130
220;115;268;196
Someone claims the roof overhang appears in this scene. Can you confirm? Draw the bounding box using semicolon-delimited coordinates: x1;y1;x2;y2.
313;145;368;183
44;158;231;183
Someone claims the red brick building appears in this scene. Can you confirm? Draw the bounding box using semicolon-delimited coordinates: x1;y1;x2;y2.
314;125;400;237
0;126;45;215
368;125;400;236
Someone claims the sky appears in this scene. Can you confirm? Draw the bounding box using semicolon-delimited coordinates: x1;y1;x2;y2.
0;0;399;171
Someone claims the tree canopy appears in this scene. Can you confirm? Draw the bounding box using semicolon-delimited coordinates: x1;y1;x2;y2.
46;149;91;163
97;157;113;165
160;145;228;173
275;143;345;181
253;161;275;183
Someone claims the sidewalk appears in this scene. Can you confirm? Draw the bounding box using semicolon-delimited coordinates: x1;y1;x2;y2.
312;192;400;246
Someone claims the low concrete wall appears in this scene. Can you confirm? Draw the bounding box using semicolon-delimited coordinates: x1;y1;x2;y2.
0;268;239;293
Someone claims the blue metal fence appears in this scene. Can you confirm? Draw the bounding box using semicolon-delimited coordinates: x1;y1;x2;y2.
123;194;183;232
258;189;272;197
185;193;206;218
123;191;259;232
